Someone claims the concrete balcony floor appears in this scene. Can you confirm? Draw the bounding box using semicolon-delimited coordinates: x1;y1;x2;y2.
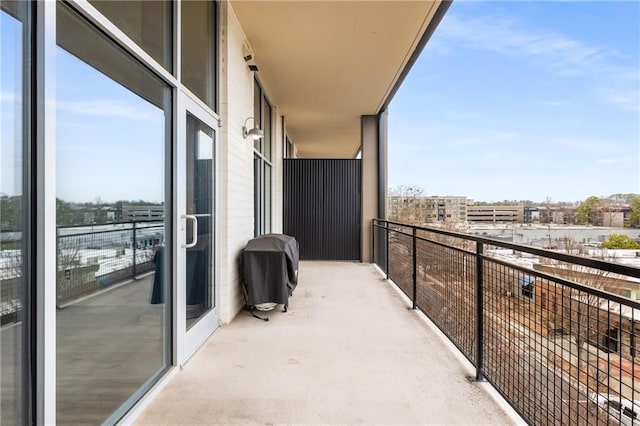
135;261;518;425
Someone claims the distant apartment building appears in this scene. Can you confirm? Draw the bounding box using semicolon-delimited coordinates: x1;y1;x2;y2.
538;205;577;225
466;205;524;223
388;196;467;224
600;211;625;228
524;207;540;223
120;204;165;222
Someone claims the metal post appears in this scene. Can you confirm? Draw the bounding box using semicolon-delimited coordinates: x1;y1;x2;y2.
474;242;485;381
385;221;389;280
132;221;137;278
412;226;417;309
372;220;376;266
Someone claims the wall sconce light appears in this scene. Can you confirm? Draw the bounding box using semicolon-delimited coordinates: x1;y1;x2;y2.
243;117;264;140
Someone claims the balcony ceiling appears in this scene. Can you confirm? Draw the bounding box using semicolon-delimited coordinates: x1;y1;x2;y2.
231;1;442;158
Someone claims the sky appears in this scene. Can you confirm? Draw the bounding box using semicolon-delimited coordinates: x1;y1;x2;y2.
1;7;165;204
1;8;23;198
56;47;166;204
388;0;640;204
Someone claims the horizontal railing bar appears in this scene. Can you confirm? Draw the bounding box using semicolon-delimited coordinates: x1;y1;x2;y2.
382;220;640;309
56;219;163;230
375;219;640;279
481;255;640;309
414;235;473;255
374;218;640;425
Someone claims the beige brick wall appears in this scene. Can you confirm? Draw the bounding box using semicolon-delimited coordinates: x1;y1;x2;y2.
218;3;254;323
218;2;285;323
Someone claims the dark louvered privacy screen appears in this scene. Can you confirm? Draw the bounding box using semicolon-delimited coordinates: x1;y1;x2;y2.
283;159;361;260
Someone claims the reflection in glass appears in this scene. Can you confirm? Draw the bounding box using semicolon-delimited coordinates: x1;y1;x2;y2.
264;165;272;234
56;4;170;424
254;156;262;237
254;80;261;152
1;1;28;423
185;115;215;329
88;0;172;71
181;0;216;110
263;100;272;161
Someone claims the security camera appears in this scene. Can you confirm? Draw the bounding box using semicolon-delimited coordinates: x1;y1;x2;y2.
243;54;252;62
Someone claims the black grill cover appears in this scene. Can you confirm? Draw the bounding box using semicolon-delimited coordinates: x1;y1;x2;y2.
243;234;299;306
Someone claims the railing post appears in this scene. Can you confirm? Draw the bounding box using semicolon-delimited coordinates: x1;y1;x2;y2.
132;221;137;278
474;241;485;381
412;226;417;309
385;221;390;280
372;220;376;266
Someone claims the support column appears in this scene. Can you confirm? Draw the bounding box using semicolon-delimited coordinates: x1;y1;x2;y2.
361;113;387;263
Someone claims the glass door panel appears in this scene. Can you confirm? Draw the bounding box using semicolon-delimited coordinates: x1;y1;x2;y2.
55;4;172;423
185;114;214;330
177;93;218;363
1;1;29;423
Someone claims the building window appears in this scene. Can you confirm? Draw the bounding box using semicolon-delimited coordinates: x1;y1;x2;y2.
285;136;293;159
88;0;173;71
1;1;30;423
56;3;171;423
181;0;217;110
253;79;272;236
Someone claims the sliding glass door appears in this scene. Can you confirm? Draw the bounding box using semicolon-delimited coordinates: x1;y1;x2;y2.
1;1;30;423
55;3;172;423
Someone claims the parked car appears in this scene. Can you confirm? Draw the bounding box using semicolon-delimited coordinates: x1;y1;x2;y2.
590;393;640;426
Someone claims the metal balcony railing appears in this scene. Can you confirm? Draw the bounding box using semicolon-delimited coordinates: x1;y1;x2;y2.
56;220;164;304
1;220;164;319
373;219;640;426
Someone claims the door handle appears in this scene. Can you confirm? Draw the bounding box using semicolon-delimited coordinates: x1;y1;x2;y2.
182;214;198;248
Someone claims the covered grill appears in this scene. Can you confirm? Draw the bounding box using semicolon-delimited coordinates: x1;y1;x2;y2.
242;234;299;311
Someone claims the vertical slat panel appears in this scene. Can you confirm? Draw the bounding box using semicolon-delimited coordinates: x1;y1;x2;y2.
284;159;361;260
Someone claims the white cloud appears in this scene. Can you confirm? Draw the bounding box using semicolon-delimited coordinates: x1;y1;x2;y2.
55;98;162;122
438;12;639;111
553;137;626;155
541;100;571;107
0;92;20;104
596;157;638;165
439;14;614;75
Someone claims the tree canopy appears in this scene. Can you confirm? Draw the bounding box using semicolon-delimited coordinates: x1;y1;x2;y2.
602;234;640;249
630;196;640;228
575;196;600;225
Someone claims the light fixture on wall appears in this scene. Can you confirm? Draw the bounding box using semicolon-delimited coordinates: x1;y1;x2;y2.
243;117;264;140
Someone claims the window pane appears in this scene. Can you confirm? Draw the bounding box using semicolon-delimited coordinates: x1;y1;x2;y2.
88;0;172;71
253;80;261;151
56;4;170;423
263;99;272;161
181;0;216;110
264;165;272;234
0;1;28;423
254;156;262;236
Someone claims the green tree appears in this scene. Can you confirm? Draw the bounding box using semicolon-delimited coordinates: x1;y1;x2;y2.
388;185;425;224
56;198;75;226
630;196;640;228
602;234;640;249
0;196;21;230
575;196;600;225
